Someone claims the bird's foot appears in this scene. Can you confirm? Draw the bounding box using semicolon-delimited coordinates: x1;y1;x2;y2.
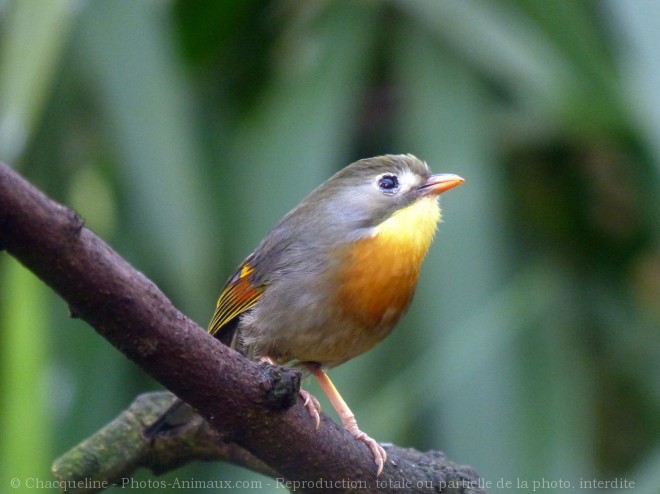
342;415;387;476
299;389;321;429
306;365;387;476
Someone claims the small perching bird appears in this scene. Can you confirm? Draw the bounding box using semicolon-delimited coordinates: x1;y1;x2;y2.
149;154;464;475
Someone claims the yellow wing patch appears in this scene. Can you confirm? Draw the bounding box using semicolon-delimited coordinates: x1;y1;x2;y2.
208;258;265;337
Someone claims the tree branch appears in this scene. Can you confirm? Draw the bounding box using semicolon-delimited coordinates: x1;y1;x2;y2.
0;162;485;493
51;392;281;491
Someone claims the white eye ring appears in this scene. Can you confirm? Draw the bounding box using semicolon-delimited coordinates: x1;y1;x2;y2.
377;174;399;195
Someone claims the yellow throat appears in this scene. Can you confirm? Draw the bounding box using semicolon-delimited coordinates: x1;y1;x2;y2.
370;195;441;264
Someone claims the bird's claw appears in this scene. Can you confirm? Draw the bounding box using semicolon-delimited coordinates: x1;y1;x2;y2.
299;389;321;430
353;430;387;476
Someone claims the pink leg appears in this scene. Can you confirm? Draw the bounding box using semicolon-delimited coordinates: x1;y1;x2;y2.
308;365;387;476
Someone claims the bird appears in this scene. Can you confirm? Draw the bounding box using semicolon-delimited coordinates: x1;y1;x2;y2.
147;154;463;476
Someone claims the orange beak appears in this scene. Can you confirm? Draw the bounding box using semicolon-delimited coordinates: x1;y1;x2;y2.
418;173;464;196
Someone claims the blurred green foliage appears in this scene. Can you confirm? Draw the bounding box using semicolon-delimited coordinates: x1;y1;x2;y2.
1;0;659;492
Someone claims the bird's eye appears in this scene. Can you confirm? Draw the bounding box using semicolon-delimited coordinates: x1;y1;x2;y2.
377;174;399;194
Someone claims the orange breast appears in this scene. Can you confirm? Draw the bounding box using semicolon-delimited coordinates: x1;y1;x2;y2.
335;196;441;333
334;235;422;331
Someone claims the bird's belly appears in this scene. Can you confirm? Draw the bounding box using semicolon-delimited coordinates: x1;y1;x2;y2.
282;236;423;365
282;314;398;367
241;233;427;366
